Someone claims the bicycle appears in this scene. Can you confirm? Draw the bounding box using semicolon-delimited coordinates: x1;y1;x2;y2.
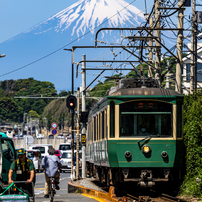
49;177;56;202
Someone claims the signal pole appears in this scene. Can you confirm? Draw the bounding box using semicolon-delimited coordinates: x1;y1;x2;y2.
76;88;80;180
175;0;184;94
82;55;86;179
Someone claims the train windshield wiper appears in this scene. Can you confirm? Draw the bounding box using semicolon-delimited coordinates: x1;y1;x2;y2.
138;135;160;144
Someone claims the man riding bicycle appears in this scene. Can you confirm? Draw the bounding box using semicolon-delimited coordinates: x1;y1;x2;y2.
41;148;61;198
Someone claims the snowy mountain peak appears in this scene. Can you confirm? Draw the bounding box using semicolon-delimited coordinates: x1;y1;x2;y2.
28;0;145;36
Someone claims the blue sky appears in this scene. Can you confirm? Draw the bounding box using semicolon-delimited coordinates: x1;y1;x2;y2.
0;0;149;44
0;0;193;92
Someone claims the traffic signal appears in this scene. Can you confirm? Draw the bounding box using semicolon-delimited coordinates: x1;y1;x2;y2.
66;95;77;113
79;111;89;123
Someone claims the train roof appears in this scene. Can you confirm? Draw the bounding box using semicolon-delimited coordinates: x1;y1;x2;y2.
108;87;182;97
107;78;183;97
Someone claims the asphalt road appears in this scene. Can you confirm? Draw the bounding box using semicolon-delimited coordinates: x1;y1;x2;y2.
34;171;99;202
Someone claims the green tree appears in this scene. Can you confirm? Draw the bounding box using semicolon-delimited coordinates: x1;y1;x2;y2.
180;90;202;198
0;97;22;122
28;110;40;118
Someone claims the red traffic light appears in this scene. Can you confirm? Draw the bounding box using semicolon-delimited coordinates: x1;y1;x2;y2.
66;95;77;111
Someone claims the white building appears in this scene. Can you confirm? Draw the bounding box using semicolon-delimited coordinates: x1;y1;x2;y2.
182;42;202;94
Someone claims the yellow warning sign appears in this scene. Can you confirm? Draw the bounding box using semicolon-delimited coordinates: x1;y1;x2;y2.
81;134;86;144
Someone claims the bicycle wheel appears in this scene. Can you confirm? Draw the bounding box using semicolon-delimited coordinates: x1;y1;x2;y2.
50;190;54;202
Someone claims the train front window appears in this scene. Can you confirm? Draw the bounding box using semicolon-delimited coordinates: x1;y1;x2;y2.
120;101;172;137
1;139;15;162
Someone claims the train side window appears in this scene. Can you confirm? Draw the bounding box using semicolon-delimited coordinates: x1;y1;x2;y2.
97;115;98;140
99;113;101;140
91;121;93;141
102;111;104;139
177;101;182;138
110;101;115;138
94;117;96;141
105;109;108;139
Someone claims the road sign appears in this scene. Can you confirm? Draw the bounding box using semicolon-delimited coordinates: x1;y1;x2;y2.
52;129;57;135
51;122;58;129
23;135;34;145
81;134;86;145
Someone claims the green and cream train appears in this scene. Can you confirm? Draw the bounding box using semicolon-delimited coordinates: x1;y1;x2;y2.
86;78;184;188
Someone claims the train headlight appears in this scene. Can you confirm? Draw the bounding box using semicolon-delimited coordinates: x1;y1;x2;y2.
161;151;168;158
125;151;131;158
142;145;150;153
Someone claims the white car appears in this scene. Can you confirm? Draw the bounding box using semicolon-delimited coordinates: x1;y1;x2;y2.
36;134;44;139
59;143;71;154
29;144;53;158
27;149;43;172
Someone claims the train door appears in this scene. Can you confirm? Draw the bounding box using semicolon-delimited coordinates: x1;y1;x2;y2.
0;138;16;182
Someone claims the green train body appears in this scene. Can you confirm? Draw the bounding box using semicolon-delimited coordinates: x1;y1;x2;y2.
86;78;184;187
0;132;17;184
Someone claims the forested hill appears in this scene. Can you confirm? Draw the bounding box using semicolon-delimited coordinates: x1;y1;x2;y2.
0;77;58;122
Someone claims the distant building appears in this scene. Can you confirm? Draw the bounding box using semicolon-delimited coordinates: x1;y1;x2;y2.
182;42;202;95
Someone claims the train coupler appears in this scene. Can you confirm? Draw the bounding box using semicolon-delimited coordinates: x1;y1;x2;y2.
138;180;155;188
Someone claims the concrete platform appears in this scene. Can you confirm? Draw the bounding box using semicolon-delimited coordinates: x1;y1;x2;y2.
68;178;120;202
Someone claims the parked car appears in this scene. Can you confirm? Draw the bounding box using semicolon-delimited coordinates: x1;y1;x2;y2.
57;134;64;139
60;151;72;172
29;144;53;158
36;134;44;139
48;134;54;139
59;143;71;154
54;150;62;159
26;149;43;172
14;134;23;139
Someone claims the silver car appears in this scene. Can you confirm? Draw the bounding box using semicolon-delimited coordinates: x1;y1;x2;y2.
60;151;72;173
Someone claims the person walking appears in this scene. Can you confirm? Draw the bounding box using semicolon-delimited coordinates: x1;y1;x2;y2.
41;147;61;198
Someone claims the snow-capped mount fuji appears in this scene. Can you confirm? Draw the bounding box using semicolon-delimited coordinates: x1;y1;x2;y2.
27;0;145;37
0;0;145;91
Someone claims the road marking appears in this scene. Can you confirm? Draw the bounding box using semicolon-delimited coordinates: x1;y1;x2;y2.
60;177;70;181
82;194;109;202
36;173;44;176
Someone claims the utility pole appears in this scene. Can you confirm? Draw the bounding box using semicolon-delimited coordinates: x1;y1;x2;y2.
82;55;86;179
76;88;80;180
27;116;28;136
190;0;197;94
22;112;26;135
165;60;170;89
148;16;153;78
30;115;32;136
175;0;184;94
154;0;161;85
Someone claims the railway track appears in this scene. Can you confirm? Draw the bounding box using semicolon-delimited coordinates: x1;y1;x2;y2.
120;193;188;202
